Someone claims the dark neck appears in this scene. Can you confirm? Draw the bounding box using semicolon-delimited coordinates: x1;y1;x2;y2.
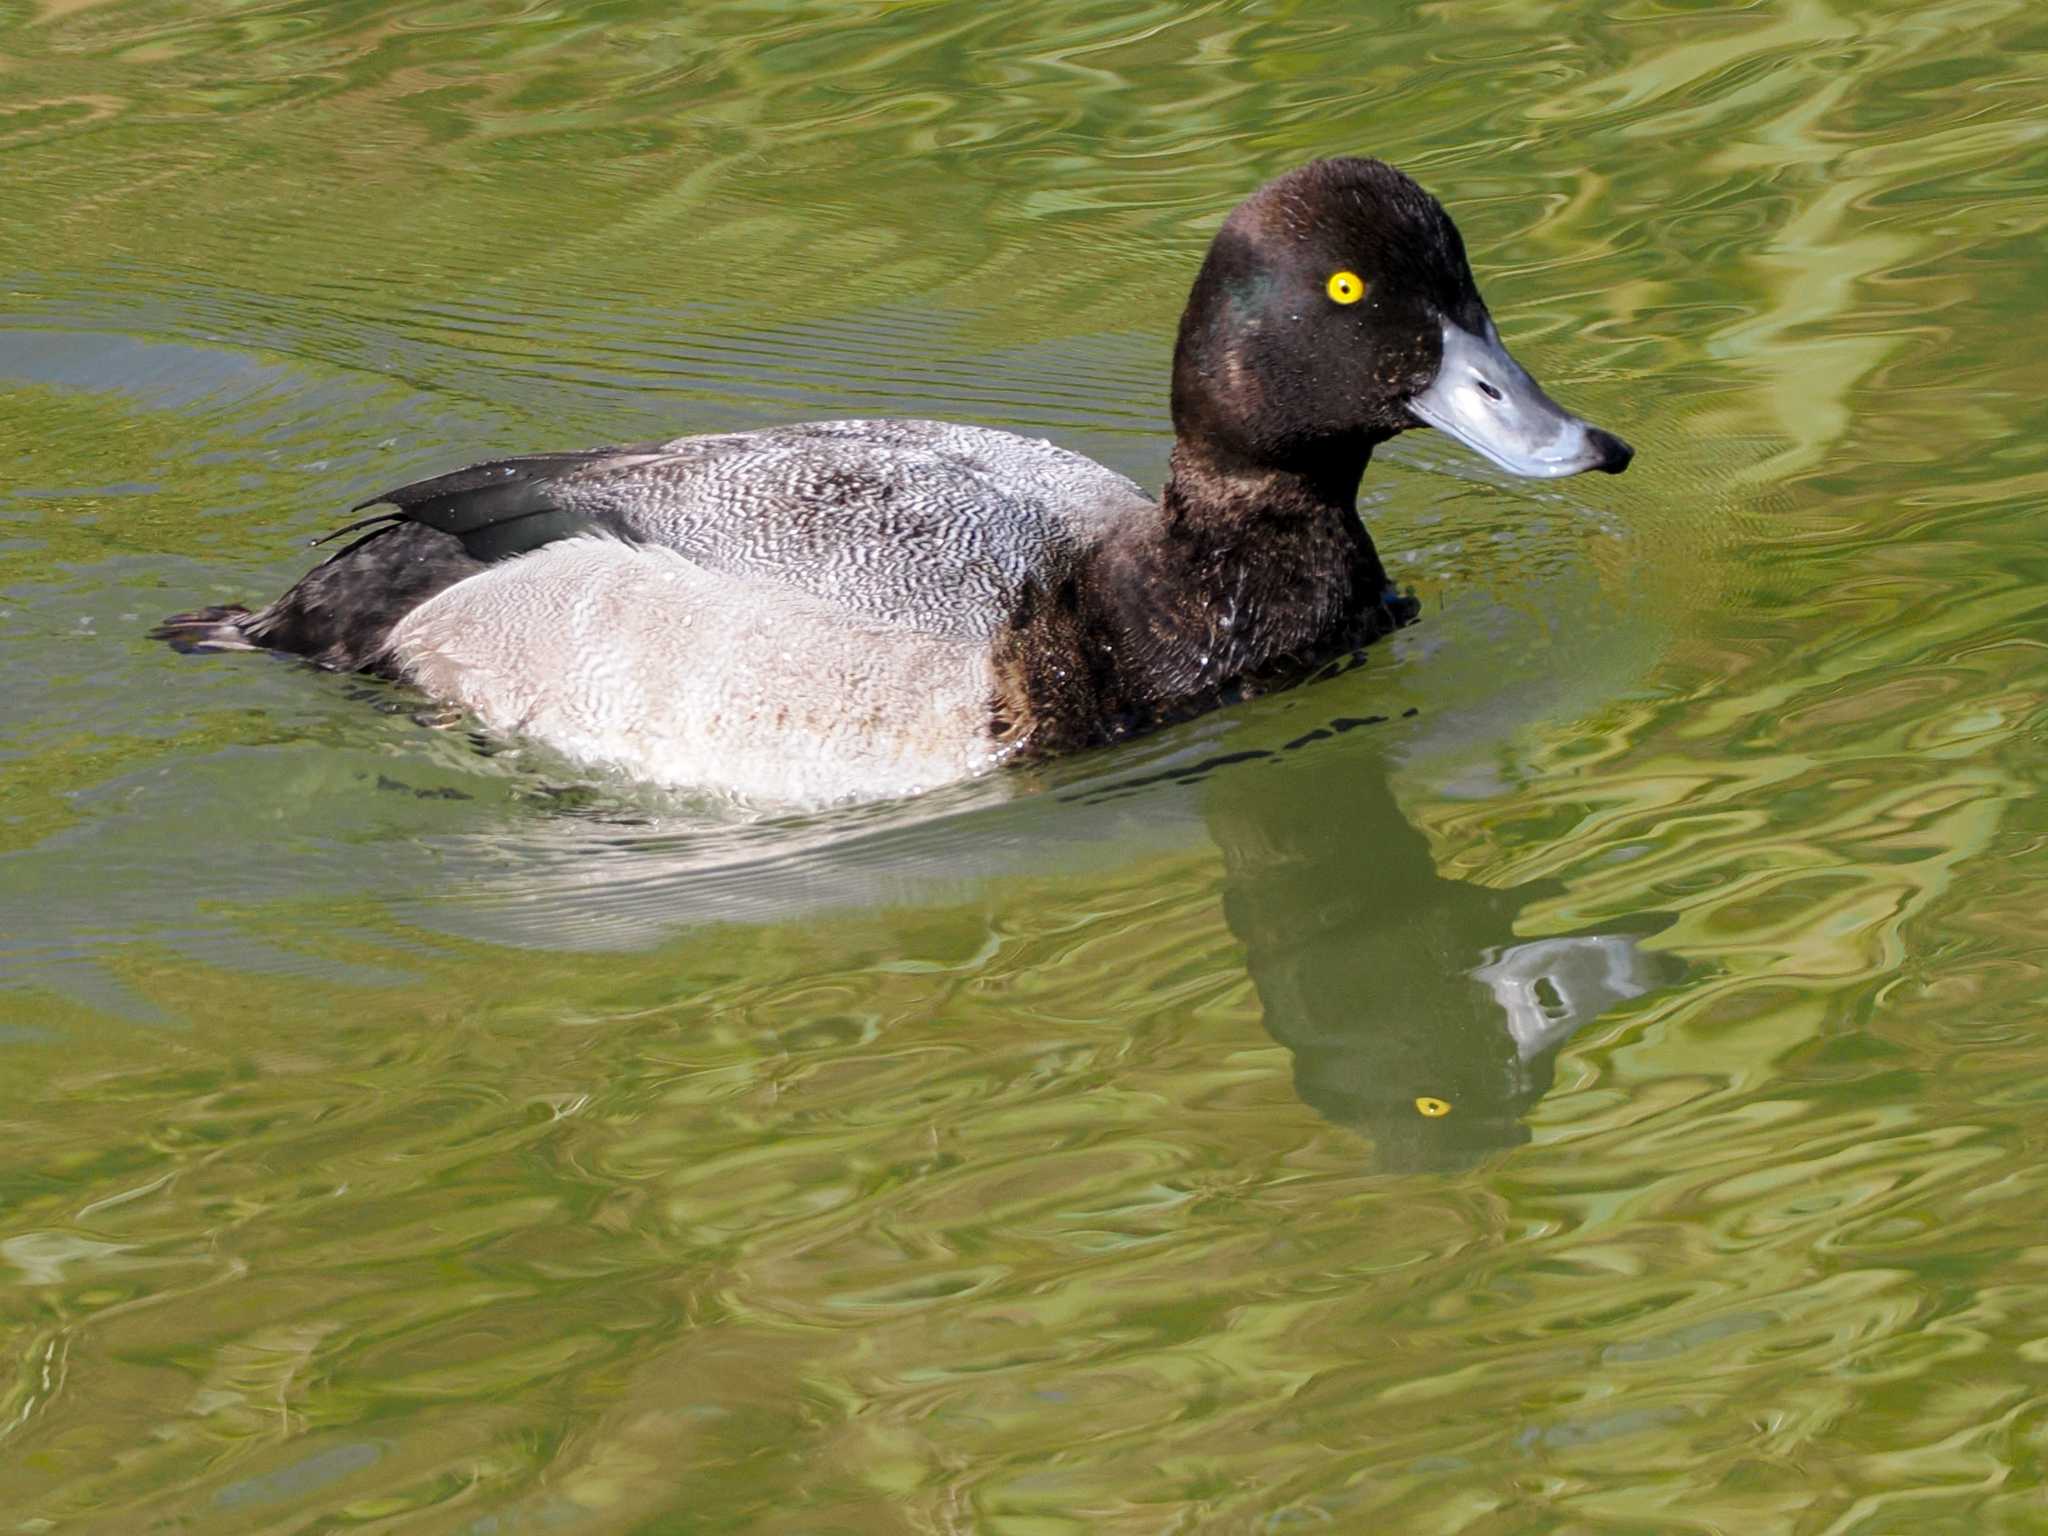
993;438;1413;756
1130;438;1397;680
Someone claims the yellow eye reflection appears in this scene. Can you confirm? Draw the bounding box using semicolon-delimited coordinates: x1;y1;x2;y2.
1414;1096;1453;1118
1326;270;1366;305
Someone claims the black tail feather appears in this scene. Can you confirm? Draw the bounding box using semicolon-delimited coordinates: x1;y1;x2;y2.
150;604;258;654
156;442;664;670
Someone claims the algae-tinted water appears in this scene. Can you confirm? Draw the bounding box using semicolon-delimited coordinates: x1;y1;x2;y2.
5;1;2048;1529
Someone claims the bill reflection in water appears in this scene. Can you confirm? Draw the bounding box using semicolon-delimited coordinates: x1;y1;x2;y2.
1207;737;1678;1172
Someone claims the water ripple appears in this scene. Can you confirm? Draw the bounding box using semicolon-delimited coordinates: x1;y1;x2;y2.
7;0;2048;1528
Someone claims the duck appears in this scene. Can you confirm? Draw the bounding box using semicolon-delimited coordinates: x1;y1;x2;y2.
156;156;1632;806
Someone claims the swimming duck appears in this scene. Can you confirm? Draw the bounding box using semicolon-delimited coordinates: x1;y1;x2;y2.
157;157;1632;805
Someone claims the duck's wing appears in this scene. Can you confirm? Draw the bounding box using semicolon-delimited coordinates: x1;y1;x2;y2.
216;421;1150;674
331;446;674;561
345;419;1152;644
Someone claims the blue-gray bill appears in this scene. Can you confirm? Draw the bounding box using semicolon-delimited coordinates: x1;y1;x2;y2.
1407;318;1633;478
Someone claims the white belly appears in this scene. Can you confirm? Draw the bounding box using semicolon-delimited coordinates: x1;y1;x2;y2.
385;539;1004;806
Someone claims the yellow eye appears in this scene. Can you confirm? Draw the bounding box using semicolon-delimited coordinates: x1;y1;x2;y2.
1327;270;1366;305
1414;1096;1452;1118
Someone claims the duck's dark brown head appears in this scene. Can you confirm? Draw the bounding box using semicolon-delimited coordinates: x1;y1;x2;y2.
1170;157;1632;494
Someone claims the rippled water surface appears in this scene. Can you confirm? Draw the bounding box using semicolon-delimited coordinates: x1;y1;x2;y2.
6;0;2048;1529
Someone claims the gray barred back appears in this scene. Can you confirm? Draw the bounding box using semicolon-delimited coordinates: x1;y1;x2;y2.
553;420;1155;641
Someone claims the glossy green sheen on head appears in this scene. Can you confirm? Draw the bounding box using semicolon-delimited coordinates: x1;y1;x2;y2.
1170;157;1489;477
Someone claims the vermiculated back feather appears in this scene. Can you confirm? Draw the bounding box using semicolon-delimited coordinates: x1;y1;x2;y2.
198;420;1152;679
330;420;1151;647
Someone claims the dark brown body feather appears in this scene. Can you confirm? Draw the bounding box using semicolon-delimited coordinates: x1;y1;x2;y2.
993;446;1416;756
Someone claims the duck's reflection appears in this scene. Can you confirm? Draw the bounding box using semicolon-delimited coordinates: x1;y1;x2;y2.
404;711;1674;1169
1203;738;1675;1172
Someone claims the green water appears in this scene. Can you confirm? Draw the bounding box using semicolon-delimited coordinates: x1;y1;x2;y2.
5;0;2048;1529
